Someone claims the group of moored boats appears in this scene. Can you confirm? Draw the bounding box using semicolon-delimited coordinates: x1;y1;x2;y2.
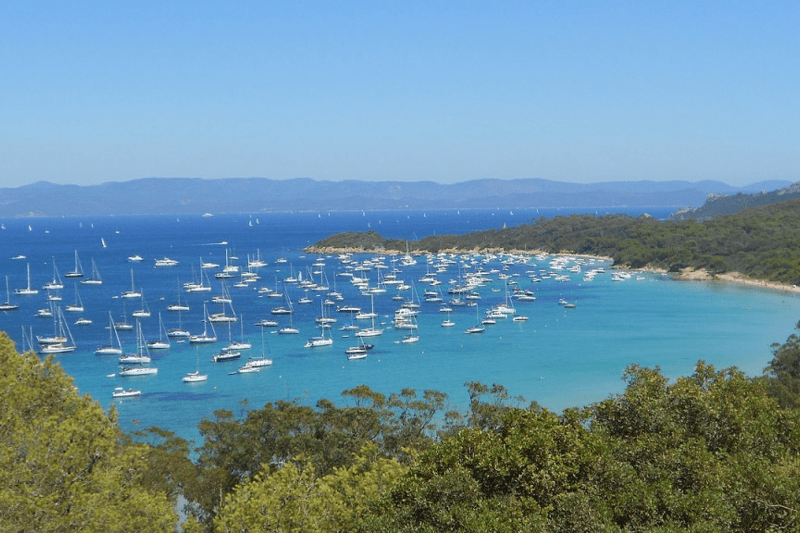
5;247;629;400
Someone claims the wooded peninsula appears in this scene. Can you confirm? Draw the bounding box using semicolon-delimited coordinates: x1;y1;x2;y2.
308;197;800;287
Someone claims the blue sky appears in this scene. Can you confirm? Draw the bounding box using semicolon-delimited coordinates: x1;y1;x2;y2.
2;1;798;188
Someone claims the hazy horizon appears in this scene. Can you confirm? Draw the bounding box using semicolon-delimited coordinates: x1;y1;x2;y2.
3;2;798;189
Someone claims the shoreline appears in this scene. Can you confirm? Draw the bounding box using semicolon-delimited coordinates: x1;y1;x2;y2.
307;245;799;294
671;268;800;294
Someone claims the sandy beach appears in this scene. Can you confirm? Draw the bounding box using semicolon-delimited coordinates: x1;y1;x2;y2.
672;268;800;293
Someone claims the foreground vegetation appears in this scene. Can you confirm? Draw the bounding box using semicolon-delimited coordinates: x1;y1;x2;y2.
309;197;800;285
5;325;800;531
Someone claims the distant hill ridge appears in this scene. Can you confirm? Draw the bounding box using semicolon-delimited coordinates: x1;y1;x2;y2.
670;181;800;221
0;177;790;217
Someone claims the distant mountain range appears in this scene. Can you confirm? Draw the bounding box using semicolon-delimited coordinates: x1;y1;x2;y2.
0;177;791;217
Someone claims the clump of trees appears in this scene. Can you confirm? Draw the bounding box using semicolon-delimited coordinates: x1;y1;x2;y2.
5;325;800;532
309;198;800;284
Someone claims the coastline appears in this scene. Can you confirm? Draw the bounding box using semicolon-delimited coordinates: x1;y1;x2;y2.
671;268;800;293
308;244;799;295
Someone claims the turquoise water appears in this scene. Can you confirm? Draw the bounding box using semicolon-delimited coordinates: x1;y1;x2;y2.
1;209;798;448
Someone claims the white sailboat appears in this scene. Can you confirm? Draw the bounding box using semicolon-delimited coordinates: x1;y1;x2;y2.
183;347;208;382
190;303;218;344
167;280;190;311
0;276;19;311
225;316;251;351
243;329;273;368
80;258;103;285
147;313;171;349
64;250;84;278
42;258;64;290
64;284;84;312
119;321;151;364
132;293;151;318
167;307;191;338
15;263;39;295
355;294;383;338
95;313;124;355
121;268;141;299
38;307;76;354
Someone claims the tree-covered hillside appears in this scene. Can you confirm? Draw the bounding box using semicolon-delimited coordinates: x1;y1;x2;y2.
309;197;800;285
7;321;800;532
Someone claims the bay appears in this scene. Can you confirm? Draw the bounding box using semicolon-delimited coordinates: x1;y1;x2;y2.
1;207;798;449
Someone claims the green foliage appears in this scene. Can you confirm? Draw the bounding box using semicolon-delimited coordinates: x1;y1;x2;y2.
763;321;800;409
359;362;800;532
309;198;800;284
0;332;179;532
213;444;407;533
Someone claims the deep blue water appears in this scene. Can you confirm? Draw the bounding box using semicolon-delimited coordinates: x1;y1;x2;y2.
1;207;798;449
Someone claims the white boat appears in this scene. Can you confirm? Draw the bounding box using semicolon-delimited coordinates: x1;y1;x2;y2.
37;306;75;350
64;284;84;312
114;302;134;331
119;366;157;376
154;257;179;267
146;313;171;349
64;250;84;278
231;364;260;374
74;317;92;326
512;315;529;322
190;303;218;344
95;312;123;355
0;276;19;311
42;258;64;290
167;307;191;338
119;321;151;364
15;263;39;295
132;293;151;318
183;348;208;382
80;258;103;285
401;333;420;343
254;319;278;327
355;294;383;338
121;269;142;299
112;387;141;398
305;335;333;348
225;317;251;351
182;370;208;383
128;255;143;262
167;284;190;311
245;328;273;366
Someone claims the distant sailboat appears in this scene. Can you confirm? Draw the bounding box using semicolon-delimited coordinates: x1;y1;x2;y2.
183;347;208;382
15;263;38;295
147;313;171;349
64;250;84;278
0;276;19;311
81;258;103;285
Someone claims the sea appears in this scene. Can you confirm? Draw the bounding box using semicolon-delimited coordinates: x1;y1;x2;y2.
1;206;799;449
